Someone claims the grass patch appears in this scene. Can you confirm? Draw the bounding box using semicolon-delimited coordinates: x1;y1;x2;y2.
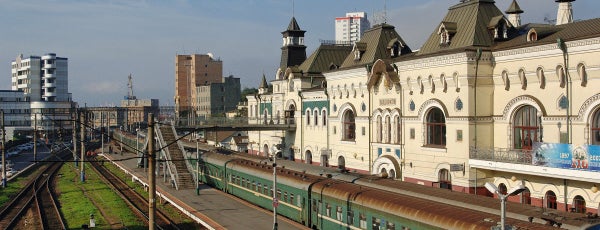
102;163;198;227
0;164;45;206
57;162;145;229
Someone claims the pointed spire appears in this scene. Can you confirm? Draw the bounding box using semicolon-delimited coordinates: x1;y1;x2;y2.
287;17;302;31
505;0;523;14
506;0;523;27
259;74;268;89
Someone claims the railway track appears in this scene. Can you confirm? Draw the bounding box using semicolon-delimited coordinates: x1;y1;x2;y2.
0;153;67;230
89;159;180;230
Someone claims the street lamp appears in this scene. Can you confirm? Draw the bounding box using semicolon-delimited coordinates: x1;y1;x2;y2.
485;182;526;230
270;145;282;230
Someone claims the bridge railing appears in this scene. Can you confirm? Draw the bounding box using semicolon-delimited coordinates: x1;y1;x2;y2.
174;116;296;127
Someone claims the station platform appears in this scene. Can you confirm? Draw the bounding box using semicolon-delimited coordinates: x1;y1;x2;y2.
99;148;307;230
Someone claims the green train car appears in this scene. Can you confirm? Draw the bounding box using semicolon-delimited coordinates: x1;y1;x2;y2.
198;152;571;230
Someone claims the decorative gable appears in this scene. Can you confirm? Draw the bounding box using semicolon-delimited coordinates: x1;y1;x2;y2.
488;15;510;40
438;22;457;45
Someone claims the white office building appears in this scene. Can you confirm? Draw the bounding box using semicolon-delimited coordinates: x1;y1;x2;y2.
11;53;70;102
335;12;370;44
10;53;73;133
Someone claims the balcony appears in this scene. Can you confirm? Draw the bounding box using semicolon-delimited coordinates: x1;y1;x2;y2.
42;83;56;88
44;63;56;69
469;146;600;183
44;74;56;79
44;92;57;97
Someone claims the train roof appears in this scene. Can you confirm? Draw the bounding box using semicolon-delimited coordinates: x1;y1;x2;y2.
312;180;559;230
353;177;600;229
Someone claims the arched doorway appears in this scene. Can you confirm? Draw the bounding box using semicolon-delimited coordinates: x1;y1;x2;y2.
338;156;345;170
545;191;557;209
521;187;531;204
389;169;396;179
262;144;269;157
380;168;388;178
305;150;312;164
573;195;586;213
438;169;451;190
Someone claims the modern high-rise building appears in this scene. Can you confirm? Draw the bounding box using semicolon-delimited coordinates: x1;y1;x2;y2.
174;53;223;117
335;12;370;44
10;53;74;134
11;53;70;102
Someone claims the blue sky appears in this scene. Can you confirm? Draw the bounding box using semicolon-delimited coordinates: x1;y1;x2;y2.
1;0;598;106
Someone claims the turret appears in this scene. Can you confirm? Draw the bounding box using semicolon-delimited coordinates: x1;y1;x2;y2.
556;0;575;25
505;0;524;27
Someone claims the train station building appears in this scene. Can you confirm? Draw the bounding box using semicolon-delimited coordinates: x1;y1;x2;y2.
246;0;600;214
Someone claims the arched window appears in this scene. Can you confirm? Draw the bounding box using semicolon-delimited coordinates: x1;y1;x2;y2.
306;109;311;125
395;115;401;144
376;115;382;142
314;109;319;126
343;110;356;141
438;169;451;190
385;116;391;143
592;109;600;145
263;109;268;124
426;108;446;147
537;67;546;89
557;66;566;88
578;63;588;87
513;106;540;150
389;169;396;179
573;195;586;213
546;191;558;209
322;109;327;126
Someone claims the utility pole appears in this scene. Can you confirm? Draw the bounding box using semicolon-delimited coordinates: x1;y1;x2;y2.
147;113;156;230
33;113;37;163
73;109;78;167
80;111;86;182
272;146;279;230
100;112;103;155
1;110;6;188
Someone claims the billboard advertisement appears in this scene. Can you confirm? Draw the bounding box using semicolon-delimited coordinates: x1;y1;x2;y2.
532;143;600;172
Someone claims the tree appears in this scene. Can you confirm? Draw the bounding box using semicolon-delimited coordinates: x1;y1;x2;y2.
240;87;258;102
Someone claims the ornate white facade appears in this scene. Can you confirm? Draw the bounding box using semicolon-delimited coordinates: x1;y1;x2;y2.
247;0;600;214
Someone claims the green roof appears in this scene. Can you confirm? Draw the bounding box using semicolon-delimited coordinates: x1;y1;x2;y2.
418;0;505;55
340;23;411;68
494;18;600;50
299;44;352;74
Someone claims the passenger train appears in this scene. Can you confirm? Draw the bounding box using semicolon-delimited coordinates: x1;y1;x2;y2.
114;131;600;229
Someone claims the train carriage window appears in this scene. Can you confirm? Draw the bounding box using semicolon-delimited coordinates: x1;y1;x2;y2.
359;213;367;229
312;199;318;212
257;182;261;192
372;217;381;230
283;191;288;202
336;206;343;221
347;210;354;225
252;181;256;191
386;221;395;230
290;193;294;205
277;190;282;200
318;201;322;214
264;185;269;195
242;178;246;187
325;203;331;217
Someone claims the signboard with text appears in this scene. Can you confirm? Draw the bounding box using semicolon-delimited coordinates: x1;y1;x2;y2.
532;143;600;171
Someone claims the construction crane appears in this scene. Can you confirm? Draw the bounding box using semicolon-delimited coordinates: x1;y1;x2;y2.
125;73;137;100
